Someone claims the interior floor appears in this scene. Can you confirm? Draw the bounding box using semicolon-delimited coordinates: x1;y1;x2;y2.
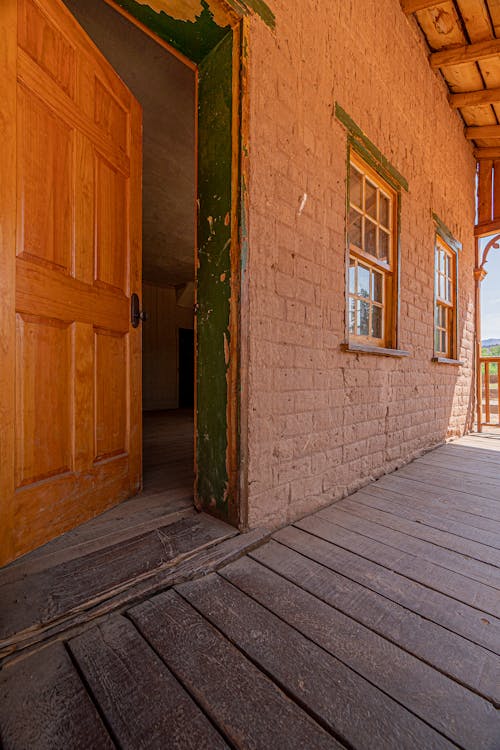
142;409;194;496
3;411;195;574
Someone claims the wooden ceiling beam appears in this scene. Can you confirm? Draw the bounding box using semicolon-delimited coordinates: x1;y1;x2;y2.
466;125;500;140
449;86;500;108
474;147;500;160
430;38;500;69
400;0;447;14
475;219;500;237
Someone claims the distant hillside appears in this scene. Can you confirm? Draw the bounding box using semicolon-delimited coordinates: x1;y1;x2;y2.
482;338;500;347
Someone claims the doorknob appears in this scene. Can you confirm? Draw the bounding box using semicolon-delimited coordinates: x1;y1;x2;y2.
131;293;148;328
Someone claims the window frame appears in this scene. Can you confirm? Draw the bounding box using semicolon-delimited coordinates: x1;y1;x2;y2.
346;150;400;351
433;235;458;362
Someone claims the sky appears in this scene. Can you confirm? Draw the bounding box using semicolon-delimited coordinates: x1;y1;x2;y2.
481;239;500;341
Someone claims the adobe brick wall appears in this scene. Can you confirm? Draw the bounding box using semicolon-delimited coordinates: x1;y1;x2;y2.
242;0;477;528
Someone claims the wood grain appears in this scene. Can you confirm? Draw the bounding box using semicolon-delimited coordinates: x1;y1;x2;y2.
175;574;456;750
222;554;500;743
0;0;17;567
295;513;500;617
315;504;500;588
2;0;143;564
0;641;113;749
130;589;341;750
69;614;228;749
0;514;235;644
274;525;500;653
248;541;500;705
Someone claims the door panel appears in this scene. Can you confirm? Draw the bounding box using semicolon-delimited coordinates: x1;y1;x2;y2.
0;0;142;565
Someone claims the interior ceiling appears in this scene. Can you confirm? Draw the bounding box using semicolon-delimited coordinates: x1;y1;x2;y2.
402;1;500;158
63;0;196;288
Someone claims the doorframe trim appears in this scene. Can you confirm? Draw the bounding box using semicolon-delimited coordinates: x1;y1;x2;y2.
102;0;250;529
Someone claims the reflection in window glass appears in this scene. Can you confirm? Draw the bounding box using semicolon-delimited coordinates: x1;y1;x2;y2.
348;155;396;347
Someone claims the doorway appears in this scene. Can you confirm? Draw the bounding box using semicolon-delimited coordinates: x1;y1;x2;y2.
63;0;197;515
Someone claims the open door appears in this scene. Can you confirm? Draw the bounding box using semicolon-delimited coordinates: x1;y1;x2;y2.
0;0;142;565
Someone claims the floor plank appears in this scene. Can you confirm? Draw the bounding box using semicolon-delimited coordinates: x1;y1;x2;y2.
247;541;500;705
0;514;236;644
129;590;342;750
275;525;500;654
0;642;113;750
220;555;500;747
315;504;500;587
395;464;500;508
352;487;500;550
68;614;228;750
418;451;500;481
174;575;456;750
375;474;500;523
295;514;500;617
336;497;500;567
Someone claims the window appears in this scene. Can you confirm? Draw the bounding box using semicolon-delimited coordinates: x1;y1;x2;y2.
434;237;457;359
347;153;397;348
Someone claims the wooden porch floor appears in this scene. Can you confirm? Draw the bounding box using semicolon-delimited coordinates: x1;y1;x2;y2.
1;433;500;749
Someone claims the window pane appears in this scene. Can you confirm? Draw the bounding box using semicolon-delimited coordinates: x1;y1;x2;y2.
365;180;377;218
358;264;370;298
379;229;390;262
350;166;363;208
365;218;377;256
349;258;356;293
349;298;356;333
435;329;441;352
349;208;362;248
380;193;390;228
441;330;447;354
440;305;447;328
358;300;370;336
439;249;445;273
439;275;445;299
447;277;452;303
372;306;382;339
373;270;383;302
435;305;440;326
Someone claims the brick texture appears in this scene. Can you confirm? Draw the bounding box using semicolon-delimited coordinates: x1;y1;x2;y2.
242;0;477;528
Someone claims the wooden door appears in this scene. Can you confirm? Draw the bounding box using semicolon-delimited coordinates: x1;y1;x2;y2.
0;0;142;566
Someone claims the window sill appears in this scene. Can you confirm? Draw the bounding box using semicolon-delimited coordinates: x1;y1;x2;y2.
432;357;464;366
342;342;410;358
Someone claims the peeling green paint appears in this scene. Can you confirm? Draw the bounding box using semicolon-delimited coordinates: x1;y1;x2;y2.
113;0;231;62
196;32;233;514
336;103;408;192
226;0;275;28
433;212;462;252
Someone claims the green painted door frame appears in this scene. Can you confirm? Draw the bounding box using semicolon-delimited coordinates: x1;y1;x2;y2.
109;0;251;527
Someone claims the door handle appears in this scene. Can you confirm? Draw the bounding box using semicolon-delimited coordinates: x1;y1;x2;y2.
131;293;148;328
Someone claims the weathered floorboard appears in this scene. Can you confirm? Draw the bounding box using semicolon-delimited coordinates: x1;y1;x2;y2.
374;474;500;524
315;504;500;587
275;525;500;654
68;614;228;749
175;574;456;750
248;540;500;705
352;487;500;550
129;590;342;750
0;642;114;749
221;555;500;746
295;514;500;617
0;514;236;644
335;496;500;566
395;464;500;508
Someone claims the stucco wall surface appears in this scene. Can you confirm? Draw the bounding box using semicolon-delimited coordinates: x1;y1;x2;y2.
243;0;477;528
